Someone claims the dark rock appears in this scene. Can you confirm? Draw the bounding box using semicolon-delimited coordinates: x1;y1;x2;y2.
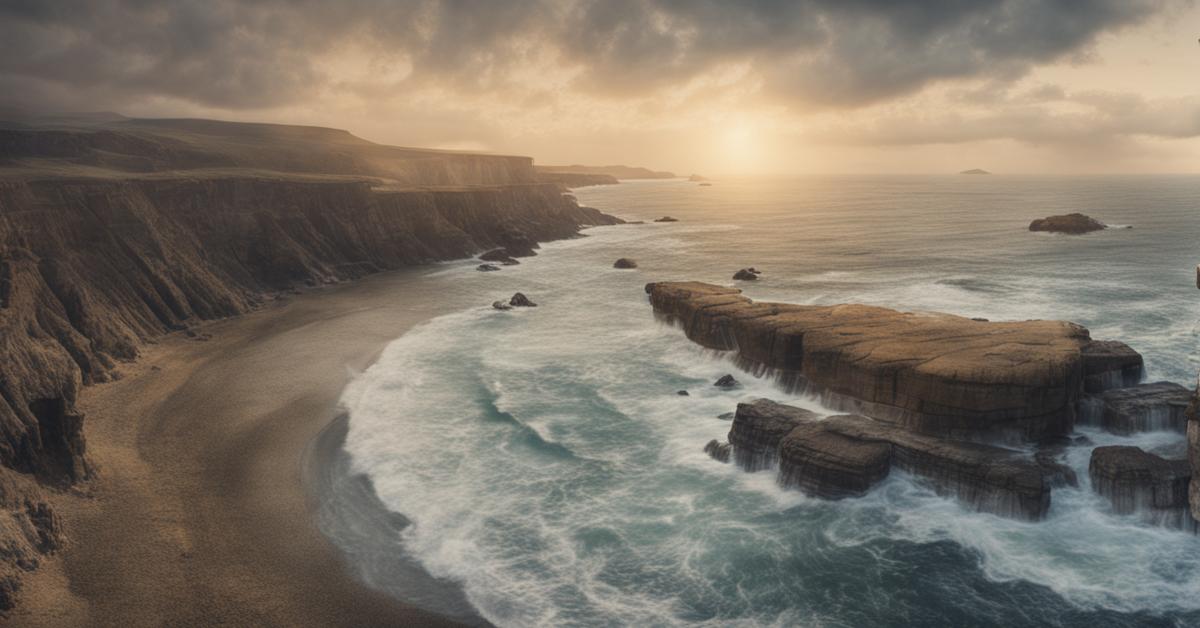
646;282;1127;442
704;439;731;463
1081;340;1144;392
1028;213;1108;235
728;399;819;471
732;269;758;281
713;374;738;388
613;258;638;269
509;293;537;307
676;390;689;396
480;249;520;265
653;216;679;222
1078;382;1191;435
717;412;735;421
1034;447;1079;488
492;300;512;311
1089;446;1191;524
477;264;502;272
1186;374;1200;525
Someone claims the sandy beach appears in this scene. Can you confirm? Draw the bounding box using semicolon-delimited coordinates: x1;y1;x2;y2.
7;268;471;627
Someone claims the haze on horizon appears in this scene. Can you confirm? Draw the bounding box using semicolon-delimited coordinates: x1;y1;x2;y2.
2;0;1199;176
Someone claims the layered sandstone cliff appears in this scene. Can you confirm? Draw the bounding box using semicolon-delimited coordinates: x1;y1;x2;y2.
645;281;1141;442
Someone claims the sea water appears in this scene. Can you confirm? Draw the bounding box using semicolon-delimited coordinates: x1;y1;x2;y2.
337;176;1200;627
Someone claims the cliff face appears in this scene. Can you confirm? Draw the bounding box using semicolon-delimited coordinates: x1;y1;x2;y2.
0;172;619;609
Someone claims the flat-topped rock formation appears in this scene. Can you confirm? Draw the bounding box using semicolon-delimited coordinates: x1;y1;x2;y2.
647;282;1141;442
1079;382;1191;435
1090;446;1193;527
717;399;1053;519
1029;213;1107;235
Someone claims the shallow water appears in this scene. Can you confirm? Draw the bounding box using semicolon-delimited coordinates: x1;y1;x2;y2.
339;176;1200;627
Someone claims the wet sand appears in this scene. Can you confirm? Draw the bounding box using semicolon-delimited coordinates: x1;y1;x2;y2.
9;268;472;627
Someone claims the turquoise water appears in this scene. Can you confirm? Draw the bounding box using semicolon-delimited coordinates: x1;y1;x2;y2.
339;176;1200;627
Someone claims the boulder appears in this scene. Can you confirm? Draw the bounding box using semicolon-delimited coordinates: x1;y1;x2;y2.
704;439;731;463
1078;381;1190;434
477;264;501;272
653;216;679;223
732;269;759;281
646;282;1134;442
713;374;738;388
509;292;537;307
1089;446;1191;524
613;258;638;269
492;301;512;310
1028;213;1107;234
480;249;520;265
676;390;689;396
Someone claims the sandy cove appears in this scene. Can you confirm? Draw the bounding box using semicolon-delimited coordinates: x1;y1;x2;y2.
7;268;474;628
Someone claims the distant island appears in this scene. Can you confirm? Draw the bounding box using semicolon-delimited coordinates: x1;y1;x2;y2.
536;164;676;179
959;168;991;175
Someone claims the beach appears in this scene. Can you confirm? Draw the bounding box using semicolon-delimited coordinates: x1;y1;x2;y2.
8;268;469;627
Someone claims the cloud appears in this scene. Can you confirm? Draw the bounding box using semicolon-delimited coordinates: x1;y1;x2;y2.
0;0;1182;112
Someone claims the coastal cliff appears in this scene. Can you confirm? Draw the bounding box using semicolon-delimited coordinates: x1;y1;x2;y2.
0;118;621;610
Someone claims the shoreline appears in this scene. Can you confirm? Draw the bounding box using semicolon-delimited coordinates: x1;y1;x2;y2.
7;267;479;627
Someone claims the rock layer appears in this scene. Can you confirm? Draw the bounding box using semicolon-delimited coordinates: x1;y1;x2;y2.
724;399;1053;519
646;282;1140;442
1090;446;1192;527
1078;381;1191;435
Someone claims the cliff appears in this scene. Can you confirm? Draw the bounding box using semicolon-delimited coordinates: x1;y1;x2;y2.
0;117;621;610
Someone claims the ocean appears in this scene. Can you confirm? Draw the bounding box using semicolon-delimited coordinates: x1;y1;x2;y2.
331;176;1200;627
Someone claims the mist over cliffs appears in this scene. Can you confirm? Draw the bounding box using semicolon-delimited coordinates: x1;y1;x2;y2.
0;115;619;608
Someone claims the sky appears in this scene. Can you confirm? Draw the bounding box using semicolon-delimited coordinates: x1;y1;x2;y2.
2;0;1199;175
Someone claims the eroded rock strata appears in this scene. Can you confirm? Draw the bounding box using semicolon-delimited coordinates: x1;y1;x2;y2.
1079;381;1191;435
1090;446;1193;528
725;400;1052;519
646;282;1142;442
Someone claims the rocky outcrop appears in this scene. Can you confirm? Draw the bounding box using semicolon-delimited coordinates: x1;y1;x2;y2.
646;282;1139;442
508;293;537;307
1080;340;1144;392
1078;382;1191;435
613;258;638;269
713;374;738;389
960;169;991;175
653;216;678;223
1028;213;1107;234
1090;446;1193;527
537;165;675;180
732;268;760;281
722;399;1053;519
479;249;520;265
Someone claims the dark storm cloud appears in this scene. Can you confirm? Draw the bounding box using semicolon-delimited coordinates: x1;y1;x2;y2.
0;0;1182;111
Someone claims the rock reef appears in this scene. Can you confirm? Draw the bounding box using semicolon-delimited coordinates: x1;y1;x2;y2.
646;281;1140;442
1090;446;1192;527
1029;213;1107;234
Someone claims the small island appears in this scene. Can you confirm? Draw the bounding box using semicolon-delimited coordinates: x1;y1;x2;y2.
1029;213;1107;235
959;168;991;175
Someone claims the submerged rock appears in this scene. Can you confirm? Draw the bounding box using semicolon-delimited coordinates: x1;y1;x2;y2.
1090;446;1192;525
732;268;759;281
653;216;679;222
477;264;501;272
613;258;638;269
1078;382;1190;435
509;292;537;307
713;374;738;388
1028;213;1108;235
646;282;1138;442
704;439;731;463
480;248;520;265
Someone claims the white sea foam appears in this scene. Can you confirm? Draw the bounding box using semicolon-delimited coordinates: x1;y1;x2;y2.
339;177;1200;627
